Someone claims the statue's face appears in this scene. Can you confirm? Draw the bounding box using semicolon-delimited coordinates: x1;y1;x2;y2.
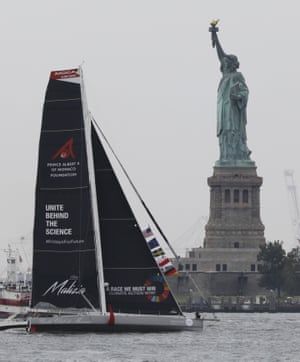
221;56;238;73
222;57;231;73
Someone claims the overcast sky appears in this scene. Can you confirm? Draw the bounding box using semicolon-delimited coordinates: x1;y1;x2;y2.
0;1;299;267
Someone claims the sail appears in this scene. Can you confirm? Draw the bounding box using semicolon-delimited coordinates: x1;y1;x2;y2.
31;69;99;310
91;124;182;315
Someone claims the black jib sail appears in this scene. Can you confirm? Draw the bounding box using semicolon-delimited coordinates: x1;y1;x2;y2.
91;124;182;315
31;69;99;310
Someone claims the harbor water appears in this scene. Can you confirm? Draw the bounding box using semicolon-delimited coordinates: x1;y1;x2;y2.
1;313;300;362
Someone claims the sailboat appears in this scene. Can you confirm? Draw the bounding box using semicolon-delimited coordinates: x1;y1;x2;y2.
0;246;31;318
27;67;203;332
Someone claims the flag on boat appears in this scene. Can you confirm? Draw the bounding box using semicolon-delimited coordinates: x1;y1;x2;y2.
142;227;177;276
142;227;153;238
152;248;164;257
147;238;159;250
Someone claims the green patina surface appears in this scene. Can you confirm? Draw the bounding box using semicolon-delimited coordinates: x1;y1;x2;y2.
209;21;255;168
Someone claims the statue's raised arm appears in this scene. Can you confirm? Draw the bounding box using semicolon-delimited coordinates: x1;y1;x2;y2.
209;19;225;62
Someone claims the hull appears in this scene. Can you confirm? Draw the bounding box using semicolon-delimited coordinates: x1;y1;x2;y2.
0;289;30;317
0;320;27;331
28;313;203;333
0;304;29;318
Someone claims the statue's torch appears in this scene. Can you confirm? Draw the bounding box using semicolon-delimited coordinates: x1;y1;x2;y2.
209;19;219;48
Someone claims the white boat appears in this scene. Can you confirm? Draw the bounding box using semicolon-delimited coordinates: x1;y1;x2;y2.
0;313;27;331
0;246;31;318
27;67;203;332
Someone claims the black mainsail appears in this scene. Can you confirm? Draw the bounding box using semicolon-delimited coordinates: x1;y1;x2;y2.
31;67;182;318
32;69;99;310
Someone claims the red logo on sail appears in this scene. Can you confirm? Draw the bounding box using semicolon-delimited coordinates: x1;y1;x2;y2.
50;68;80;80
52;138;75;160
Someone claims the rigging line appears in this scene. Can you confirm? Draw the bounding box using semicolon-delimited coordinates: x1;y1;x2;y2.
173;216;205;244
80;292;97;312
91;119;211;307
186;272;211;305
92;118;180;262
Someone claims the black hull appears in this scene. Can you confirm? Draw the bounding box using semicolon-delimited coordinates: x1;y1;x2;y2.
28;313;203;333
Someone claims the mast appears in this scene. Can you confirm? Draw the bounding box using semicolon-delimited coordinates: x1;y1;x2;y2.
284;169;300;246
79;67;107;314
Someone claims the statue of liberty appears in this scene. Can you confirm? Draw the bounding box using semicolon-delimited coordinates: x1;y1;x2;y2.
209;20;252;165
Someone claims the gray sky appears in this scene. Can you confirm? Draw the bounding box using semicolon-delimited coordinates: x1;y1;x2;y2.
0;0;299;266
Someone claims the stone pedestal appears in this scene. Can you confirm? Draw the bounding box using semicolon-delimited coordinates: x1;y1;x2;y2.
204;166;265;249
170;166;266;298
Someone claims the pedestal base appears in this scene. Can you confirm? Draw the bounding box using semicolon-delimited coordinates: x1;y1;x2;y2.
204;166;265;249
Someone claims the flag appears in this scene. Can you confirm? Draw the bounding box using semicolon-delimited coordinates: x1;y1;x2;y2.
152;248;164;257
164;266;178;276
142;227;153;238
158;257;170;267
147;238;159;250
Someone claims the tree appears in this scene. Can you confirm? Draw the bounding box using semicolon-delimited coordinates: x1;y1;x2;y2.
257;241;286;297
282;247;300;295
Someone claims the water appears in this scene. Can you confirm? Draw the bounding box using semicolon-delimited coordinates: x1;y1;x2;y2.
1;313;300;362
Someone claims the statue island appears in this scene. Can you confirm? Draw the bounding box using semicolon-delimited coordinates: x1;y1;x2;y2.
170;22;266;302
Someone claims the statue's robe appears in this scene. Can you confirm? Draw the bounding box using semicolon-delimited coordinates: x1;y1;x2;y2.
217;71;250;160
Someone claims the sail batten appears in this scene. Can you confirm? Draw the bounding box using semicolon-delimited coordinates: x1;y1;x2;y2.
45;98;81;103
100;218;136;221
95;169;113;172
35;249;96;253
42;128;84;133
41;187;89;191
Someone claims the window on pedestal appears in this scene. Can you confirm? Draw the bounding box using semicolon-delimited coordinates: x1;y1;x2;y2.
234;189;239;203
225;189;230;203
216;264;221;271
251;264;256;272
243;189;249;203
222;264;227;271
234;242;240;248
192;264;197;271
